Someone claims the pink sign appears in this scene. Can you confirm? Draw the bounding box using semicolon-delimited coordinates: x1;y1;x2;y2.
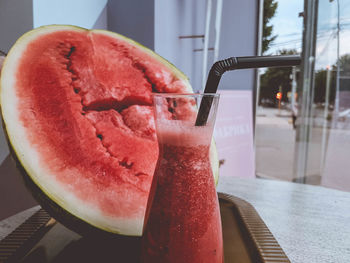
214;90;255;178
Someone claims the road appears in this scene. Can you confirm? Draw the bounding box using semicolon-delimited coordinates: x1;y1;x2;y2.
255;107;350;192
255;107;296;181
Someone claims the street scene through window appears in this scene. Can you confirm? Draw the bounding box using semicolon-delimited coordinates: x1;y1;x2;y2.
256;0;350;192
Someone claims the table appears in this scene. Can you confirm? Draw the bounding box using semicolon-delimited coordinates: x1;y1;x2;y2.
1;177;350;263
217;177;350;263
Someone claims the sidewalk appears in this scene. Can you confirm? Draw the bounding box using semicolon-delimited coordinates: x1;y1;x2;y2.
255;107;350;191
255;107;296;182
256;107;292;128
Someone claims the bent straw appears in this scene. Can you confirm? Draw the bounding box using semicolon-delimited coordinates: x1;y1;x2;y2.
195;55;301;126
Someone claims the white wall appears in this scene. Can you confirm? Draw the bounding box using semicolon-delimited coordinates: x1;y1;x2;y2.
33;0;108;29
154;0;204;91
218;0;258;90
107;0;155;50
154;0;258;91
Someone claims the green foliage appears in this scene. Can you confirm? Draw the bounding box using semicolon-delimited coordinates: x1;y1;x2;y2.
314;69;334;103
337;54;350;76
263;0;278;54
313;53;350;103
259;49;298;104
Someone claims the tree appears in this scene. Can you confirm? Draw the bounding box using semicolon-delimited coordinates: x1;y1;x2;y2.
313;54;350;104
314;69;329;103
262;0;278;54
259;49;298;105
338;54;350;77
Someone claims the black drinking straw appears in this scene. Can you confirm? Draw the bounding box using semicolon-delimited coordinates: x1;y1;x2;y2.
195;55;302;126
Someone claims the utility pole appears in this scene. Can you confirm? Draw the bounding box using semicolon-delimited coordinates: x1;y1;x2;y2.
321;65;332;174
293;0;318;184
331;0;341;118
291;66;297;113
277;86;282;114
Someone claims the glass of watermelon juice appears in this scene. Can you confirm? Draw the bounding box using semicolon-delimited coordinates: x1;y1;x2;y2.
141;93;223;263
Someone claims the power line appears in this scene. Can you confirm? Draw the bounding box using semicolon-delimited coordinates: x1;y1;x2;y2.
270;39;302;47
269;26;349;49
318;30;337;57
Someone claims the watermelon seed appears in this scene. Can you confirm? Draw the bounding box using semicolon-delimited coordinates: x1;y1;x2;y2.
66;46;76;58
151;84;159;93
97;134;103;140
74;88;79;94
135;172;147;177
119;158;133;169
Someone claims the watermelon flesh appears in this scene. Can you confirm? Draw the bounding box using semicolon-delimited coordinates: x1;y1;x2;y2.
1;26;219;236
1;27;191;235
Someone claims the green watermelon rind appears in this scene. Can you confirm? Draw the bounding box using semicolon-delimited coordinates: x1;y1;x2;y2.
0;24;220;236
94;29;192;90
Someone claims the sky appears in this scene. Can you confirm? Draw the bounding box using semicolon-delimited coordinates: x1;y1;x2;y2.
268;0;350;70
268;0;304;55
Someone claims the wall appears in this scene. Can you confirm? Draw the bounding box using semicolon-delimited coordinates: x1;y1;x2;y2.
33;0;108;29
154;0;258;92
107;0;155;50
154;0;203;91
218;0;258;90
0;0;33;54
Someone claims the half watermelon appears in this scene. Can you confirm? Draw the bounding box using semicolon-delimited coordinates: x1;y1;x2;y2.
0;25;219;236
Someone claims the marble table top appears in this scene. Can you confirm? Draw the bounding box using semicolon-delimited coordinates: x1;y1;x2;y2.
1;177;350;263
217;177;350;263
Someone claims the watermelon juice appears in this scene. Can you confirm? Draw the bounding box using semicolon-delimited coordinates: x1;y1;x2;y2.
142;119;223;263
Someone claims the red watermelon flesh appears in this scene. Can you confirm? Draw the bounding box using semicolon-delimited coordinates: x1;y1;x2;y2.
1;26;196;236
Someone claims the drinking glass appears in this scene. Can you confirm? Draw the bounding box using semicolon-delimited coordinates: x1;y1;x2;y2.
141;93;223;263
